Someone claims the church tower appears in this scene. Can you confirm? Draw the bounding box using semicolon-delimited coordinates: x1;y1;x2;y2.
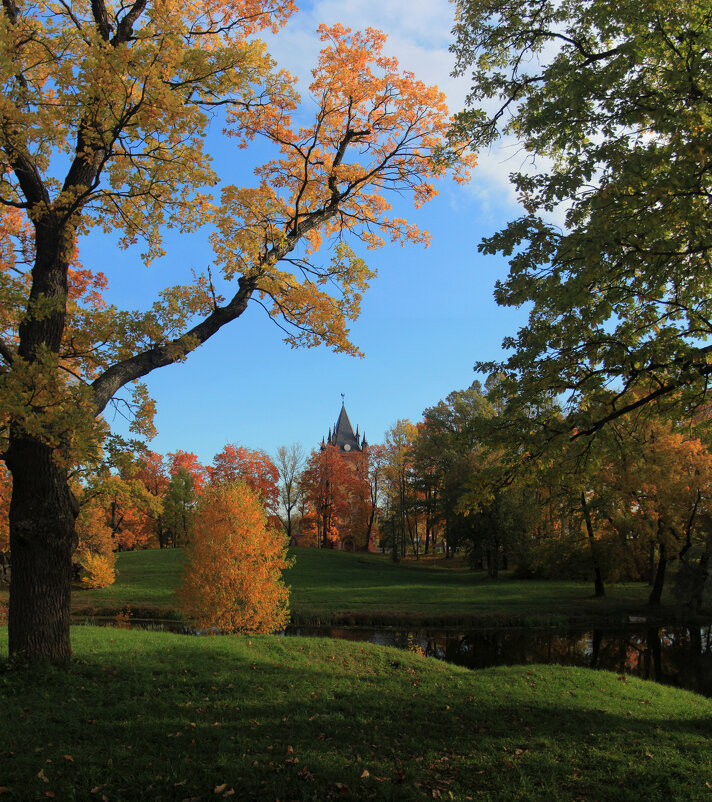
323;398;368;454
312;397;375;553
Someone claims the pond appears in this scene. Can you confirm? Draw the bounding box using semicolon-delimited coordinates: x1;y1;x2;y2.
76;616;712;697
286;624;712;698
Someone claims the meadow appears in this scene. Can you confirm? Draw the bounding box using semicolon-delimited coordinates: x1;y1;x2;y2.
2;548;711;800
63;546;679;628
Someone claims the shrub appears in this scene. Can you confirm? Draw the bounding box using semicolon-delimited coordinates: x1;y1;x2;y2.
78;550;117;588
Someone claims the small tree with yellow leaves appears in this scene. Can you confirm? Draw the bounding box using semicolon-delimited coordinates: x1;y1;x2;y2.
76;499;117;589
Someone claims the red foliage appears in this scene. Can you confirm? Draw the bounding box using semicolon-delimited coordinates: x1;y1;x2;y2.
209;444;280;514
300;445;370;550
167;450;208;493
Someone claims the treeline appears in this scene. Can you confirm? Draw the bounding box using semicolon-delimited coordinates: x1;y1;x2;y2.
3;378;710;614
374;379;712;610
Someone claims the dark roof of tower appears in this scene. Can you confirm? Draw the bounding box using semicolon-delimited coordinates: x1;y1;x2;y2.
327;403;363;452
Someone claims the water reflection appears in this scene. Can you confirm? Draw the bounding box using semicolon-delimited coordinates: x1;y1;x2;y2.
286;624;712;697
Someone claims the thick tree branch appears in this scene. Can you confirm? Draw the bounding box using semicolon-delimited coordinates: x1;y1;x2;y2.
91;274;258;414
91;0;112;40
112;0;147;46
0;337;15;365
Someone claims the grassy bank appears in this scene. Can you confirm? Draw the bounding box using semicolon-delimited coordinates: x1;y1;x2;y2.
56;547;689;628
1;626;710;801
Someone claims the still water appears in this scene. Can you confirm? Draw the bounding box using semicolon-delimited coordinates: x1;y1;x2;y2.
286;624;712;697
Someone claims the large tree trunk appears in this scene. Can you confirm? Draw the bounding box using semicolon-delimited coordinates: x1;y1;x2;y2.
6;436;78;662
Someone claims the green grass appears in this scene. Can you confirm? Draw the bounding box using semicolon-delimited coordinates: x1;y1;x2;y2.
61;546;683;627
1;626;710;801
283;548;670;626
0;546;689;626
70;548;184;619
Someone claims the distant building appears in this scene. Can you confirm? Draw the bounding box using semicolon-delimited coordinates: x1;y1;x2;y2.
322;402;368;454
294;400;376;552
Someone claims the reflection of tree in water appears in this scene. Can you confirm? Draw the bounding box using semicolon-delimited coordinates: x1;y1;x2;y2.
418;626;712;697
284;624;712;696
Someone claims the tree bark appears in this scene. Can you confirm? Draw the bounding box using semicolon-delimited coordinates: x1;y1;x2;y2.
580;492;605;597
6;436;78;662
648;542;667;606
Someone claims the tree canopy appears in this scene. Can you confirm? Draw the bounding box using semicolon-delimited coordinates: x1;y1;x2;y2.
452;0;712;433
0;0;472;660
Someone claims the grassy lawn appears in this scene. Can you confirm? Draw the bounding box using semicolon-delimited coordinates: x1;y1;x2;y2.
283;548;671;626
51;546;682;627
70;548;185;619
1;626;710;801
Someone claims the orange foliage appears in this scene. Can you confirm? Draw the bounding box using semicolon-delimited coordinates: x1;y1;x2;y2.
178;482;292;633
134;451;170;547
210;444;279;513
85;470;163;551
167;451;208;494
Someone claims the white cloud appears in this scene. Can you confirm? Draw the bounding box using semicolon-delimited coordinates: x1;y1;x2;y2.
262;1;547;223
264;0;465;111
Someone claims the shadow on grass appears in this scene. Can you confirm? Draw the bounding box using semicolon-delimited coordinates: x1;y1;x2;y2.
2;630;710;801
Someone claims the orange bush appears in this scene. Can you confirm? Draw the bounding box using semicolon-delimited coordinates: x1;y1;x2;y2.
178;481;292;633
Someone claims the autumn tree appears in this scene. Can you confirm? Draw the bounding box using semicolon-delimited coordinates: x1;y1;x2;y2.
178;481;291;633
382;420;420;559
134;451;170;548
300;445;370;549
210;444;279;515
163;468;198;547
0;0;471;659
75;496;117;588
452;0;712;436
358;442;386;553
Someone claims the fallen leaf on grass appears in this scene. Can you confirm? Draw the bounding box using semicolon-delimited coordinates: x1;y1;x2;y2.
214;784;227;793
63;755;74;762
334;783;350;795
45;793;55;799
37;770;49;783
360;769;370;779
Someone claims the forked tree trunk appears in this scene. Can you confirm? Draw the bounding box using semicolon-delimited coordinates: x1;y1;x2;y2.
6;436;78;662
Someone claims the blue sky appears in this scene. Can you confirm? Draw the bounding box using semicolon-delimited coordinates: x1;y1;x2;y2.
84;0;529;466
